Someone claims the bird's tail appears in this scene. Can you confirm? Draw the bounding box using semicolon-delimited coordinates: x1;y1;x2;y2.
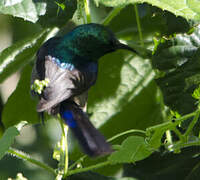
60;101;113;157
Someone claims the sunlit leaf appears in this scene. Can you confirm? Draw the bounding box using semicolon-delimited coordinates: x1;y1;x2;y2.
0;0;23;7
94;0;200;21
0;28;51;83
88;52;155;128
0;0;46;22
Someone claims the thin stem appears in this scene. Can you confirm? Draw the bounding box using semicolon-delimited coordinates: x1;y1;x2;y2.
172;139;200;150
184;110;200;138
172;127;185;142
83;0;91;23
102;6;125;25
147;110;198;133
108;129;146;142
63;125;69;176
7;148;56;175
134;4;144;47
68;155;87;170
67;161;110;176
165;130;173;145
58;117;69;178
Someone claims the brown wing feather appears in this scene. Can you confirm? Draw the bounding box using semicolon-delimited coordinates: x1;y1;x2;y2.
36;56;97;113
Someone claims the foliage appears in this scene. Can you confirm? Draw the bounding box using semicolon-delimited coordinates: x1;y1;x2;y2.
0;126;19;159
0;0;200;180
152;26;200;115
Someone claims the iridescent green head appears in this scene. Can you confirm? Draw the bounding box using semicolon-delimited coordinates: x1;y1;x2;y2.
62;23;136;60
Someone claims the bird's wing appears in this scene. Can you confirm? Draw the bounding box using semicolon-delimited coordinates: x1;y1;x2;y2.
36;56;97;114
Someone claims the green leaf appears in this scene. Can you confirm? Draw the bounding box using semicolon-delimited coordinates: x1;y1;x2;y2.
55;2;66;11
192;85;200;100
123;146;200;179
0;0;23;7
68;171;136;180
152;24;200;115
108;136;152;164
88;52;155;128
0;28;51;84
0;126;19;159
38;0;77;27
0;0;46;23
2;65;39;128
94;0;200;21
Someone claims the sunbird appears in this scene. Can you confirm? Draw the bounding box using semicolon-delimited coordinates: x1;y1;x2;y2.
31;23;137;156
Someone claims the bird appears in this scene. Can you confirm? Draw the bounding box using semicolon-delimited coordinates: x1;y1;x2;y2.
31;23;137;157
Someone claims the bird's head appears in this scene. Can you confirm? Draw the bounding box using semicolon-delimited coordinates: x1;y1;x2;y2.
63;23;137;60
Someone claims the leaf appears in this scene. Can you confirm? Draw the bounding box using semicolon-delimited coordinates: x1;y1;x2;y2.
68;170;136;180
88;52;155;128
152;24;200;115
0;0;76;26
35;1;47;16
2;65;39;128
108;136;152;164
0;0;46;23
123;146;200;179
94;0;200;21
38;0;77;27
0;0;23;7
147;130;164;149
0;28;51;84
0;126;19;160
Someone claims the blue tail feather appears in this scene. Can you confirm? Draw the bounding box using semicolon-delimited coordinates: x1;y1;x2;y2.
60;101;113;157
61;110;77;128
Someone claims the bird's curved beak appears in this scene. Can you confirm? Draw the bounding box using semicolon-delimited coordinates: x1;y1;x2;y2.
116;42;138;55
